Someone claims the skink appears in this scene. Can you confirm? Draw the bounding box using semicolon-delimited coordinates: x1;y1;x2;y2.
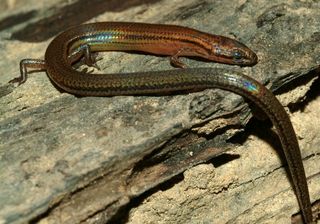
12;22;258;86
10;22;313;223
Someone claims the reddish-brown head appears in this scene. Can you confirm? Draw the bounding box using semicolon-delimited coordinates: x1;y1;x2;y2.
209;36;258;66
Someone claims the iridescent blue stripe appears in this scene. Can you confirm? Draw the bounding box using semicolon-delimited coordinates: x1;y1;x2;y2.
226;76;260;94
80;32;122;43
243;80;259;93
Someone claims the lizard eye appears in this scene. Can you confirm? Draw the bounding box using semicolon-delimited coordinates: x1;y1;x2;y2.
233;50;243;60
